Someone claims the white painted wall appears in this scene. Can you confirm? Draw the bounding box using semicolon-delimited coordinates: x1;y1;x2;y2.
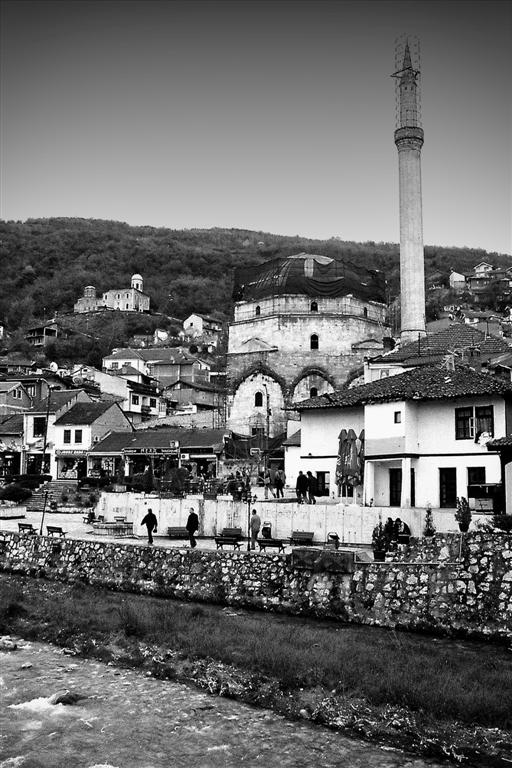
98;492;490;544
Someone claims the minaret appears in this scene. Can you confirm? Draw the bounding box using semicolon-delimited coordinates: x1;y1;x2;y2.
393;40;426;343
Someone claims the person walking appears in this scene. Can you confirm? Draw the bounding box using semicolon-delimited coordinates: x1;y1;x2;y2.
306;471;317;504
250;508;261;550
140;508;157;545
274;467;285;499
186;507;199;548
263;468;274;499
295;470;308;504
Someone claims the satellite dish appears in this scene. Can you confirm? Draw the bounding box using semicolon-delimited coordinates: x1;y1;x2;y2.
49;361;58;372
73;376;84;386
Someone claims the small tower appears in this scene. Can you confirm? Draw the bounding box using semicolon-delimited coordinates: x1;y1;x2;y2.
392;38;426;342
131;273;143;292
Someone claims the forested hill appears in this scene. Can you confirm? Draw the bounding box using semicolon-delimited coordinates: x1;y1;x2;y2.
1;217;511;330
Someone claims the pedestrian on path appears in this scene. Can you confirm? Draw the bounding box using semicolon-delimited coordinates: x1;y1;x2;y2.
250;508;261;550
263;469;274;499
141;508;157;545
295;471;308;504
274;467;285;499
306;471;317;505
186;508;199;548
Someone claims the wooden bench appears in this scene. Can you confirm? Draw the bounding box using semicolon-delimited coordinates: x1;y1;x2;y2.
289;531;314;546
258;538;286;553
167;526;189;539
18;522;36;534
215;527;243;550
47;525;66;537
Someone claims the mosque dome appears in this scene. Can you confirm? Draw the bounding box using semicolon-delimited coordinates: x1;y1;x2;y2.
232;253;386;304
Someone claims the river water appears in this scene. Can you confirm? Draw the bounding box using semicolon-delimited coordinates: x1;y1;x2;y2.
0;641;446;768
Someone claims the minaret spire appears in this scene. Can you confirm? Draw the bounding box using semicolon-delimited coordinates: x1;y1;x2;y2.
392;37;426;343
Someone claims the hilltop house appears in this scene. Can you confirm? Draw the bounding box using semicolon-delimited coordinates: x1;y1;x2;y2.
0;381;32;415
293;365;512;510
74;274;150;313
0;414;23;478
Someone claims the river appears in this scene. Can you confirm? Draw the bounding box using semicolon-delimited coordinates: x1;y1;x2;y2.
0;640;446;768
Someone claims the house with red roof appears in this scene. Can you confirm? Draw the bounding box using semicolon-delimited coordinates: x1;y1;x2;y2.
293;365;512;512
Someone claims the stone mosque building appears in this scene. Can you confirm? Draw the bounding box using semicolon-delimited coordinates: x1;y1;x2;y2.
226;254;390;439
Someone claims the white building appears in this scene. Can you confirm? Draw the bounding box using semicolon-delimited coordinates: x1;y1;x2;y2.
74;274;150;313
293;365;512;510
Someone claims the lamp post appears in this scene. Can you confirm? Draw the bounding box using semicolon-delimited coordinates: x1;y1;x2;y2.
39;385;56;535
262;382;270;472
244;490;258;552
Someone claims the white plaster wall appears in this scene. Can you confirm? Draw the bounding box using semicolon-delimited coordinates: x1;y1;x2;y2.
98;492;488;544
415;397;506;454
414;455;502;508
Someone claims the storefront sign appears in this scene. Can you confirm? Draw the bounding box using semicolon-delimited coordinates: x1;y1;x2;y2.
124;447;178;455
55;450;89;456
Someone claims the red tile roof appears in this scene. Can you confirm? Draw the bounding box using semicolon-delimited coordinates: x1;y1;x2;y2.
295;365;512;410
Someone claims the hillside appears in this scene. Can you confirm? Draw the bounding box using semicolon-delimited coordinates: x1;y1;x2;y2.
1;217;510;334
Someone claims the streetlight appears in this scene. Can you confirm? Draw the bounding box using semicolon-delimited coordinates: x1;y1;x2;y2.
39;385;56;535
242;487;258;552
262;382;271;472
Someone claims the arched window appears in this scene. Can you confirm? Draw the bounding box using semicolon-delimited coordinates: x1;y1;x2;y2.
254;391;263;407
310;334;319;350
310;387;318;398
363;307;368;318
255;305;261;316
310;301;318;312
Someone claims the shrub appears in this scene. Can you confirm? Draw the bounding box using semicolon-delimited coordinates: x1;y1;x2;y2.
455;497;472;530
60;492;69;503
423;504;436;536
492;514;512;532
0;484;32;502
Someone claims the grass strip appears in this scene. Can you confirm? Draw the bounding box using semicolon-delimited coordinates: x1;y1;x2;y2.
1;574;511;732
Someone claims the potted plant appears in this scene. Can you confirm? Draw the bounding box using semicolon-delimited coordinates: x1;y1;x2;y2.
372;517;387;561
455;496;472;533
423;504;436;537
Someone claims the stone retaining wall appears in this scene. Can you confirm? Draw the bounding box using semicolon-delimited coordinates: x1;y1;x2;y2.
0;531;510;640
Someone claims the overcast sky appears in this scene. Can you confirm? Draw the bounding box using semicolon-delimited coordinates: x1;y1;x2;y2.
1;0;511;254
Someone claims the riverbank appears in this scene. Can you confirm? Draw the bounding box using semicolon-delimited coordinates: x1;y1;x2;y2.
1;573;511;766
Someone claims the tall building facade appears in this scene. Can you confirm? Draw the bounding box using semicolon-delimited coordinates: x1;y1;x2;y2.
226;253;389;438
393;40;426;342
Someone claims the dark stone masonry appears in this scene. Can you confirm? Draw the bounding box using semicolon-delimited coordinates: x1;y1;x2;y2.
0;531;510;641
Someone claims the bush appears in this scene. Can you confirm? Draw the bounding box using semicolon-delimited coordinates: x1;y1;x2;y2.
492;514;512;532
0;484;32;502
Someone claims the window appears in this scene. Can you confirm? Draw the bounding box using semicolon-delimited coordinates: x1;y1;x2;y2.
132;395;140;405
63;429;71;444
149;398;156;408
126;304;129;309
26;385;35;397
310;334;319;350
255;305;261;316
455;405;494;439
254;391;263;407
394;411;401;423
251;427;264;437
468;467;485;485
111;362;119;370
475;406;494;437
310;301;318;312
363;307;368;318
455;407;473;439
310;387;318;398
74;430;82;444
33;417;46;437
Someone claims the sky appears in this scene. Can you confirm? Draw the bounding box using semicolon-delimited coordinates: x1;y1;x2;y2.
1;0;511;254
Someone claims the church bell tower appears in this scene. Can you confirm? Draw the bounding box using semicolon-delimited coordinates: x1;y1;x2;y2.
392;38;426;342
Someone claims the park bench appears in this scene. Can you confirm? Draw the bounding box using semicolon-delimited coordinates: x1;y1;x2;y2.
47;525;66;537
257;538;286;553
167;526;189;539
289;531;314;546
18;522;36;534
215;527;243;550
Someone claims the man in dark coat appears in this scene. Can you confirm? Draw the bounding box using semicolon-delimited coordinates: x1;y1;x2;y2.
140;508;157;545
295;471;308;504
186;507;199;548
306;471;317;504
